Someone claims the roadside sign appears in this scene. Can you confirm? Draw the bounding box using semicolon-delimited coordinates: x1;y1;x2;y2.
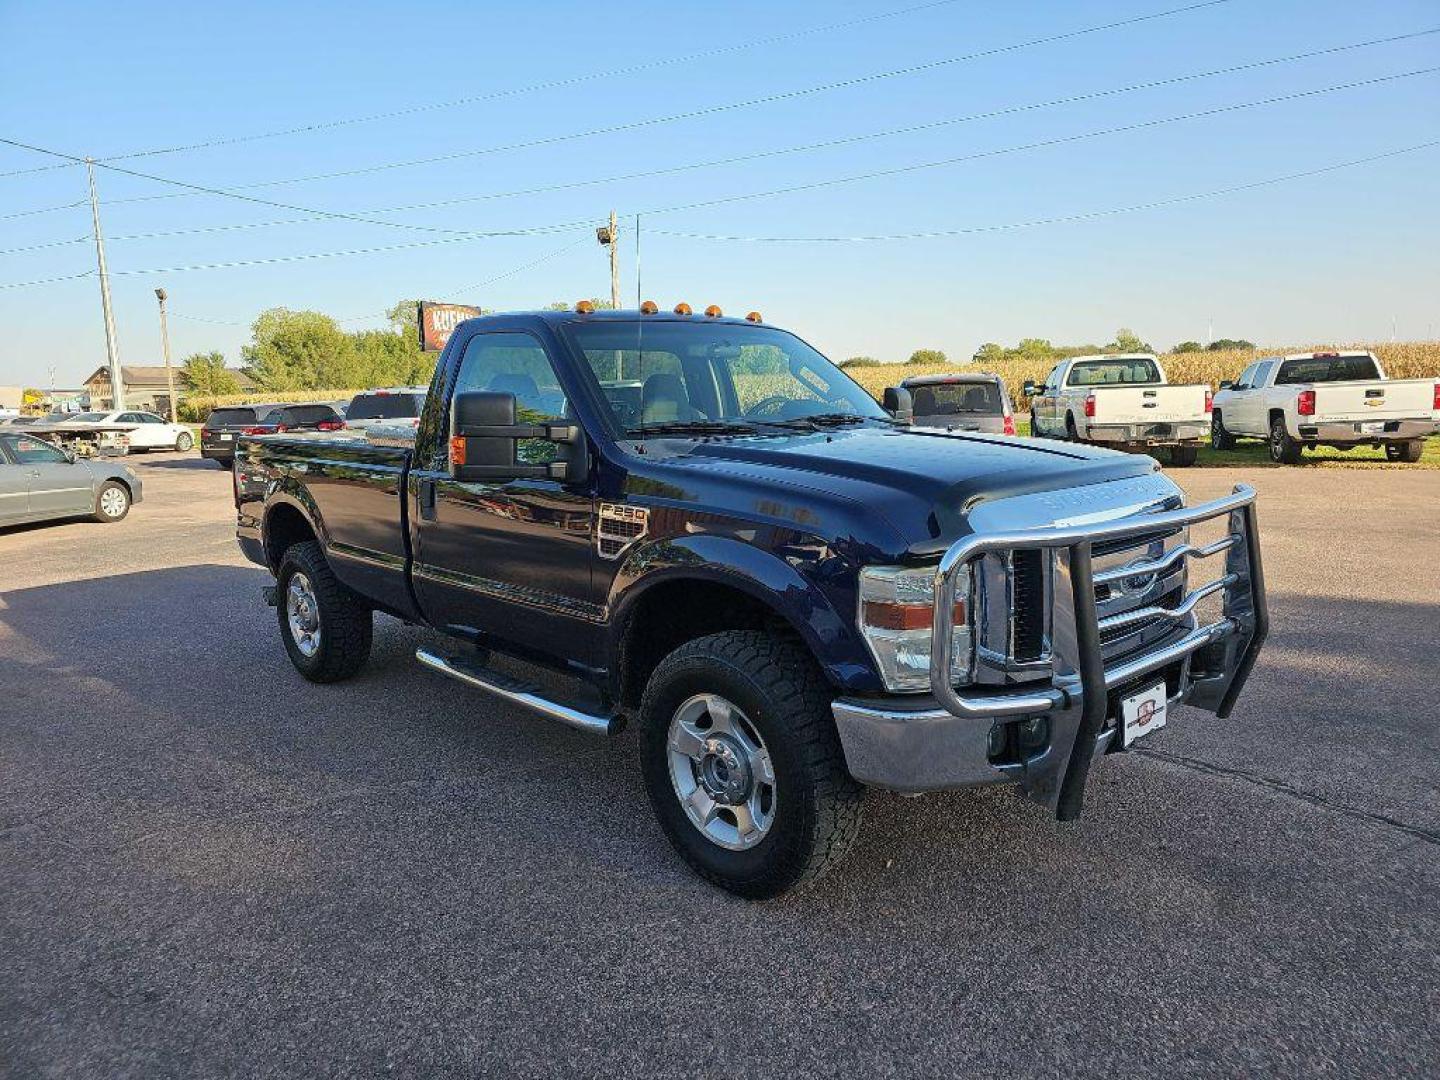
418;301;483;352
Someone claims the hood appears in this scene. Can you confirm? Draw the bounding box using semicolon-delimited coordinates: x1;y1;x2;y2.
639;424;1160;555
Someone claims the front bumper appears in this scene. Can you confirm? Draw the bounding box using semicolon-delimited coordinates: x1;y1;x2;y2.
1298;419;1438;443
832;484;1267;818
1086;421;1209;445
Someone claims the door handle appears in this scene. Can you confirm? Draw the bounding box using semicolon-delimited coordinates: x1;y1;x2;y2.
418;478;437;521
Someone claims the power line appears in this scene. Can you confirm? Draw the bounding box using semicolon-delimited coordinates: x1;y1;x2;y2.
0;235;88;258
0;197;86;221
0;269;94;291
630;66;1440;218
92;0;1244;207
74;0;973;164
645;141;1440;241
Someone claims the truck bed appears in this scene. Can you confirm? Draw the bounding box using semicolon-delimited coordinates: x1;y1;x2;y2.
1087;384;1209;424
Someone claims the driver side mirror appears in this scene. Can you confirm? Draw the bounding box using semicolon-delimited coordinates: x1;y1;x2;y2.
882;386;913;423
1023;380;1039;397
449;391;587;484
1219;380;1234;390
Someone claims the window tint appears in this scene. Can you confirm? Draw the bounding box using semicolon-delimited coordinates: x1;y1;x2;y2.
454;332;566;463
4;434;68;464
1234;364;1257;389
909;381;1003;416
207;408;257;426
346;392;425;420
1067;358;1161;386
281;405;339;425
1276;355;1381;384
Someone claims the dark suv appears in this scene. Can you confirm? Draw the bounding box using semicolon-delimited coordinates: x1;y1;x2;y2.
200;404;290;468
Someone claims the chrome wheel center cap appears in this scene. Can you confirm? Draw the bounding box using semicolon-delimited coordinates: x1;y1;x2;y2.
699;736;751;804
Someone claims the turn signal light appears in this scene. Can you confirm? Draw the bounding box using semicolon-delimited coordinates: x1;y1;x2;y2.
450;435;466;465
1003;413;1016;436
1297;389;1316;416
673;302;692;315
316;419;345;431
640;300;659;314
1084;394;1096;418
575;299;595;314
746;311;763;323
1433;382;1440;410
1204;389;1214;413
863;599;967;632
704;305;723;317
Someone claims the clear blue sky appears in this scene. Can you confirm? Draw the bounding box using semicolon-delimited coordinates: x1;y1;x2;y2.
1;0;1437;387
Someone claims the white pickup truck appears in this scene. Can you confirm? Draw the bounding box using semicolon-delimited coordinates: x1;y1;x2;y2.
1025;354;1210;467
1211;351;1440;464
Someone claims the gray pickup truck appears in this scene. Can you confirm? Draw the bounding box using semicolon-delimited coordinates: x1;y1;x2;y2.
234;307;1268;897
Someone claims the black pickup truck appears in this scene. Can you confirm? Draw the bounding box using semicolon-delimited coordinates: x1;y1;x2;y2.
234;306;1268;897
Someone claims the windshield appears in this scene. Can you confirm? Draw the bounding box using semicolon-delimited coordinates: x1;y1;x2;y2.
208;408;258;425
1276;354;1381;384
1067;358;1161;386
347;393;423;420
563;321;888;435
71;412;110;422
909;381;1003;415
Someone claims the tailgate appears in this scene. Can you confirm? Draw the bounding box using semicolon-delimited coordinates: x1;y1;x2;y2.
1090;385;1207;424
1313;380;1435;422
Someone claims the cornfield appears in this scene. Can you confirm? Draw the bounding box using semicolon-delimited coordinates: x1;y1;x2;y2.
844;342;1440;409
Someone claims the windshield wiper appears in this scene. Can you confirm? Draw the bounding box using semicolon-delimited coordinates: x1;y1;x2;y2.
761;413;874;430
627;420;759;438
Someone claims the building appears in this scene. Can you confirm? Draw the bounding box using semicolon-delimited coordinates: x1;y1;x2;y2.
82;365;253;413
0;385;21;411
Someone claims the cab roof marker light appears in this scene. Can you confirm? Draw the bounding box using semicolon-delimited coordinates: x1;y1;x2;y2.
704;305;723;317
640;300;659;314
746;311;763;323
575;299;595;314
673;302;692;315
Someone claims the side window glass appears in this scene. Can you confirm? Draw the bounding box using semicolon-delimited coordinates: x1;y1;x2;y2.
11;436;67;464
453;333;567;465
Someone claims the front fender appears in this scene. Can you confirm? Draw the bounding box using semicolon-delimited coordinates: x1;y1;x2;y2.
607;533;881;692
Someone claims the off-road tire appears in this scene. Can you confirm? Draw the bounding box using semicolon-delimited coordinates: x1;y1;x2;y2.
639;631;863;899
1385;440;1423;463
92;480;131;523
1168;445;1199;468
1210;412;1236;451
175;431;194;452
1269;416;1302;465
276;540;372;683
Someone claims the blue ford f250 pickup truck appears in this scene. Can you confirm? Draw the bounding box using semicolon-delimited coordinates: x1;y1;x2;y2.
235;305;1268;898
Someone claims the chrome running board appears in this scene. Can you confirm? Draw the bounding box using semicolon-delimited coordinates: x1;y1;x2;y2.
415;648;618;736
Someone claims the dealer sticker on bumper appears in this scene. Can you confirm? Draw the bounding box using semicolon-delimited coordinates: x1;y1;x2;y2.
1121;681;1168;746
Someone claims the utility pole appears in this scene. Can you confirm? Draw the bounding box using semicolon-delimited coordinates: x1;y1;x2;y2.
86;158;124;410
597;210;620;309
154;288;177;422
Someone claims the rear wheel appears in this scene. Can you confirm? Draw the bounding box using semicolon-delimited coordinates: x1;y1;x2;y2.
1268;416;1302;465
175;431;193;452
275;541;372;682
1065;414;1080;442
639;631;863;899
1168;445;1199;468
1385;440;1424;463
92;481;131;523
1210;412;1236;450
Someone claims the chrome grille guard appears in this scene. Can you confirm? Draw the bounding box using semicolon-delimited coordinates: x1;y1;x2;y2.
929;483;1268;820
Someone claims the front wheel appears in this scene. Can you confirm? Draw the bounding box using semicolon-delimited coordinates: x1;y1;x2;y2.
93;481;131;523
275;541;373;682
639;631;863;899
1385;440;1424;463
175;431;194;452
1269;416;1303;465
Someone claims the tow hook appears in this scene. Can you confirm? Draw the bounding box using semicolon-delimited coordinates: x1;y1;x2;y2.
262;584;278;608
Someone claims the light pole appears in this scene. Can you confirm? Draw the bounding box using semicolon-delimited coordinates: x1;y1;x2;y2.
597;210;620;309
86;158;124;409
154;287;177;422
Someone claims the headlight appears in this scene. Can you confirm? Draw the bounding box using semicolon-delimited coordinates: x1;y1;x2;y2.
857;564;973;693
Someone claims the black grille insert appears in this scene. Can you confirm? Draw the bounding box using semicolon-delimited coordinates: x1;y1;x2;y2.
1011;549;1046;662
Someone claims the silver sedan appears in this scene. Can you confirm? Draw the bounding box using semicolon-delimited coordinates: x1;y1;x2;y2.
0;432;143;528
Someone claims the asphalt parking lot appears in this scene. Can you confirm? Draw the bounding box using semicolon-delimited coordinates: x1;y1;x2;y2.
2;452;1437;1078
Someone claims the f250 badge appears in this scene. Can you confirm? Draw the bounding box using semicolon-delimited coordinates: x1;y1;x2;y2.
597;503;649;560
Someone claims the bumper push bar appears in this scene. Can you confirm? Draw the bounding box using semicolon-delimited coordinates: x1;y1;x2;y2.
834;484;1267;821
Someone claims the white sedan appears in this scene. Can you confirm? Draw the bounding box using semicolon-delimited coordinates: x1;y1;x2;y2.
67;410;195;452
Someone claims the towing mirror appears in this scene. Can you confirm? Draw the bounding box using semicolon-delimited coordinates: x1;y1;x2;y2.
1023;380;1038;397
1219;380;1234;390
449;390;587;484
882;386;913;423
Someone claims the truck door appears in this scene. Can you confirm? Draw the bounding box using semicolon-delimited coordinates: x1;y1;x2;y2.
1233;361;1274;435
409;330;605;666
